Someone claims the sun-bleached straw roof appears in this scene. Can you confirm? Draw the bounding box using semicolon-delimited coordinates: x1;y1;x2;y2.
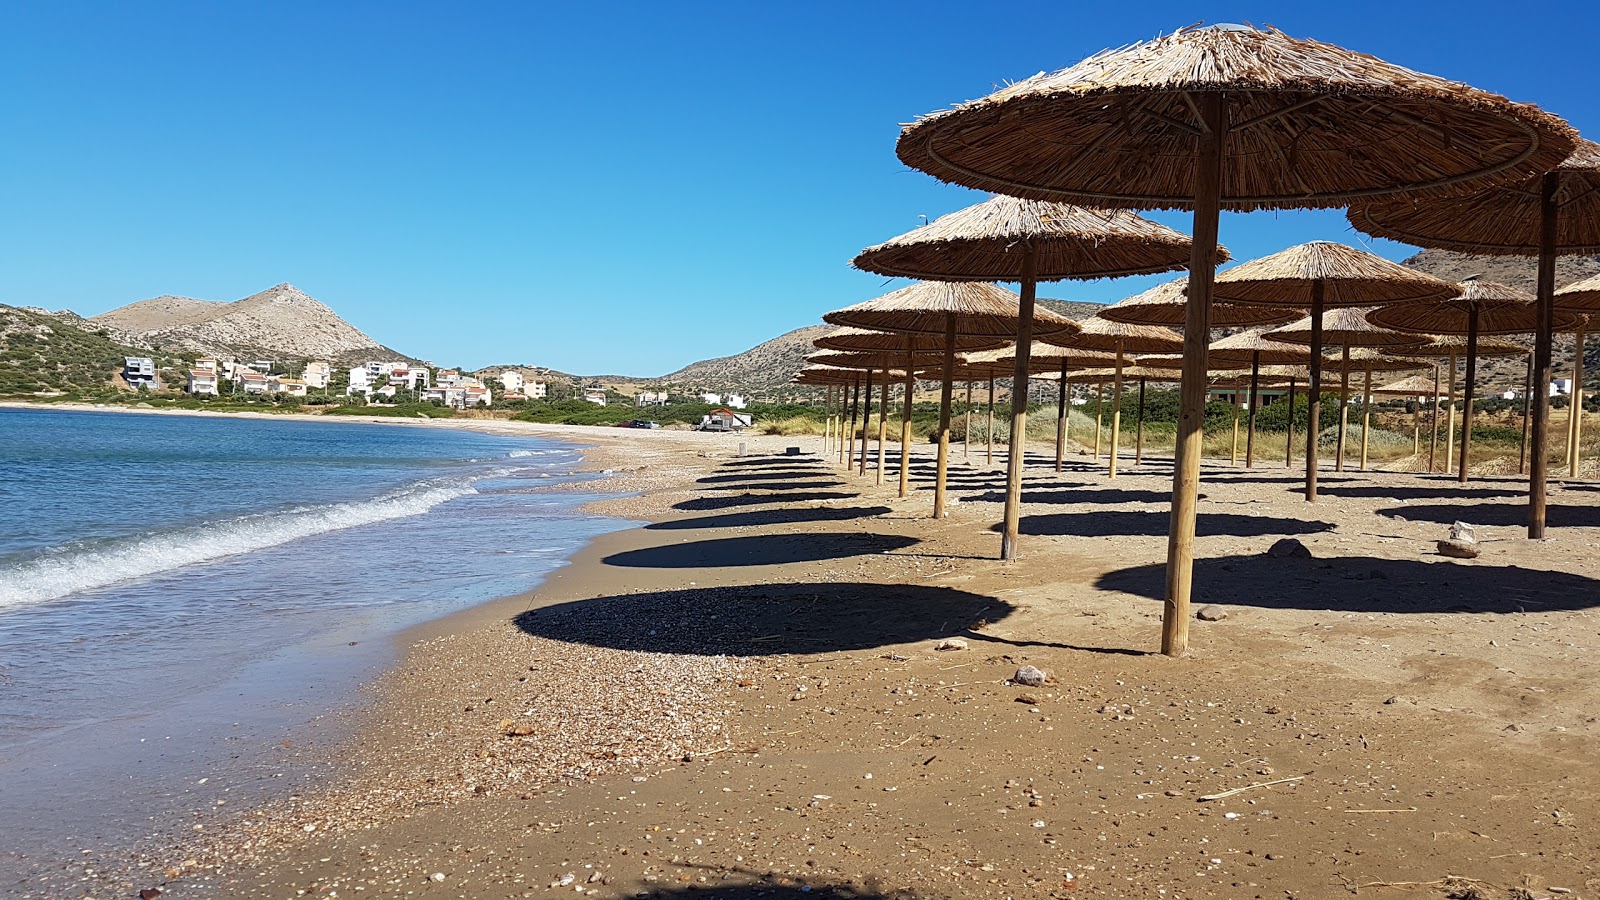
807;349;950;371
895;24;1576;211
1555;272;1600;313
1385;334;1528;359
1371;374;1447;398
1039;315;1185;353
1038;365;1181;384
1096;277;1299;326
851;195;1217;282
1207;327;1314;366
1213;242;1461;308
1266;307;1431;348
1348;140;1600;255
792;365;861;386
1366;277;1580;335
813;326;1005;354
963;344;1117;376
823;281;1079;339
1332;348;1429;373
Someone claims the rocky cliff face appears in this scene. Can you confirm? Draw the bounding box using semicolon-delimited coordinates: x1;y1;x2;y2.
90;283;413;363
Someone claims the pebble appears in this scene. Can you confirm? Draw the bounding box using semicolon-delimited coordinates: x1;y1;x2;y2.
1437;539;1480;559
933;638;968;651
1266;538;1312;559
1196;605;1228;622
1013;666;1047;687
431;872;447;883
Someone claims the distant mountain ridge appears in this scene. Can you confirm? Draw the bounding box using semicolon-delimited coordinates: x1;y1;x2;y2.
90;283;416;364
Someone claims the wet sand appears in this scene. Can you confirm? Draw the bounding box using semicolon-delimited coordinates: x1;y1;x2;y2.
42;419;1600;899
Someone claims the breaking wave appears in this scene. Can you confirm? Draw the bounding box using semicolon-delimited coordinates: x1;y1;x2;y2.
0;476;491;611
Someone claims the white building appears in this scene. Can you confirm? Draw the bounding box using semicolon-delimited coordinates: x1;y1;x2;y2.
302;361;332;389
240;371;270;394
583;388;608;406
1553;377;1573;396
528;380;547;399
699;392;722;405
636;390;670;406
725;394;747;409
347;367;372;396
187;358;219;396
500;371;525;394
388;367;429;391
123;357;156;388
276;377;308;397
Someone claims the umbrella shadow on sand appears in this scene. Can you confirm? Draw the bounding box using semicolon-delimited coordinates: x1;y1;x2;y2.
1097;555;1600;614
700;478;849;492
604;878;916;900
674;492;861;511
695;471;845;486
513;582;1011;656
646;506;893;531
967;488;1175;505
602;532;918;568
1379;502;1600;528
999;510;1334;538
1316;485;1526;501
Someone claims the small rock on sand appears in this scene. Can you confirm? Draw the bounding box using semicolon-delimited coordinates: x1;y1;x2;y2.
1013;666;1047;687
1437;539;1480;559
1196;605;1228;622
933;638;968;652
1266;538;1312;559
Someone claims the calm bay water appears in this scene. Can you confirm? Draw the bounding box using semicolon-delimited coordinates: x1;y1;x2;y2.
0;408;626;890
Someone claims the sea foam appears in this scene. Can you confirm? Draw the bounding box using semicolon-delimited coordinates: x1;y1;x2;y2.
0;475;494;611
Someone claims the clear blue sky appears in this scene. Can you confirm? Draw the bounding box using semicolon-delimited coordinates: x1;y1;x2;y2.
2;1;1594;375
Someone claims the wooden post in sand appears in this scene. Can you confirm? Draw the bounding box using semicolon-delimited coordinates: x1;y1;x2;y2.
1230;379;1242;465
1429;364;1441;473
1458;309;1480;484
1108;346;1125;478
1054;360;1068;472
964;381;973;459
932;315;957;519
1445;352;1458;475
1521;353;1533;475
1568;321;1586;478
986;376;996;466
1285;377;1296;468
1412;401;1421;459
844;376;858;467
822;386;831;458
1360;362;1373;471
876;377;888;485
899;344;914;498
859;367;874;476
1336;345;1350;472
1093;383;1104;462
1135;377;1147;465
1245;351;1260;469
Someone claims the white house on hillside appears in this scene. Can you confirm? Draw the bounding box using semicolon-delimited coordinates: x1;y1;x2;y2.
500;371;525;394
347;367;372;396
528;380;547;399
302;360;332;389
637;390;670;406
187;358;219;396
583;388;608;406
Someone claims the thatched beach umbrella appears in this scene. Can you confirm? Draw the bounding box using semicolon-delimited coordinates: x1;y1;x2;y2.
1553;279;1600;477
1386;336;1530;473
853;195;1199;559
808;349;941;474
1371;373;1450;461
967;344;1118;471
1267;306;1429;478
1098;276;1298;327
793;365;856;458
1043;317;1183;477
1369;278;1575;481
894;23;1575;655
1349;139;1600;536
823;282;1076;518
1208;329;1315;468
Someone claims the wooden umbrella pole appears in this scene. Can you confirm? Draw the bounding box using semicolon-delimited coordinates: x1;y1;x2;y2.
1246;350;1260;469
1285;377;1296;468
1336;345;1350;473
876;376;888;485
1054;359;1068;472
1445;352;1457;474
1136;376;1147;465
1000;245;1038;560
986;376;996;466
1305;283;1325;501
1230;378;1241;465
1109;345;1125;478
1162;90;1224;659
1530;173;1557;538
1429;363;1441;473
1360;362;1373;471
933;314;957;519
1569;321;1586;478
1459;310;1479;483
1093;384;1104;461
822;386;831;458
844;376;858;467
899;344;914;498
1412;399;1421;459
1520;352;1533;475
859;367;875;476
964;380;973;459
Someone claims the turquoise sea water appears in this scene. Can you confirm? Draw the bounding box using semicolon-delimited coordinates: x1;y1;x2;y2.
0;408;626;889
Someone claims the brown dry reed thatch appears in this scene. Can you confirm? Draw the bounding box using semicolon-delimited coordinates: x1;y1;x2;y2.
1367;277;1579;335
1213;241;1461;307
1207;327;1315;366
1097;276;1299;326
1267;307;1431;348
807;349;949;370
823;281;1079;339
1387;334;1530;359
813;326;1005;354
1371;374;1448;398
1348;139;1600;254
1555;272;1600;313
851;195;1217;281
1039;315;1185;352
963;344;1118;375
896;24;1576;211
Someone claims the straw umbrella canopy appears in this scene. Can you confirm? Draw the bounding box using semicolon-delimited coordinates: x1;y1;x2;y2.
893;22;1575;656
1219;244;1456;495
1098;276;1299;327
1552;274;1600;479
1268;307;1429;477
1042;317;1182;478
853;195;1206;560
813;326;1004;354
1555;272;1600;312
823;281;1077;518
1208;328;1316;468
962;344;1119;471
1348;139;1600;537
1368;278;1576;482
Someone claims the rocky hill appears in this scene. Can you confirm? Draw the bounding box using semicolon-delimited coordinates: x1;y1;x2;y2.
91;283;415;364
1400;250;1600;391
0;304;177;396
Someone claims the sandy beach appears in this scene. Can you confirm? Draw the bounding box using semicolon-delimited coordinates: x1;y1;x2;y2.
50;411;1600;899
